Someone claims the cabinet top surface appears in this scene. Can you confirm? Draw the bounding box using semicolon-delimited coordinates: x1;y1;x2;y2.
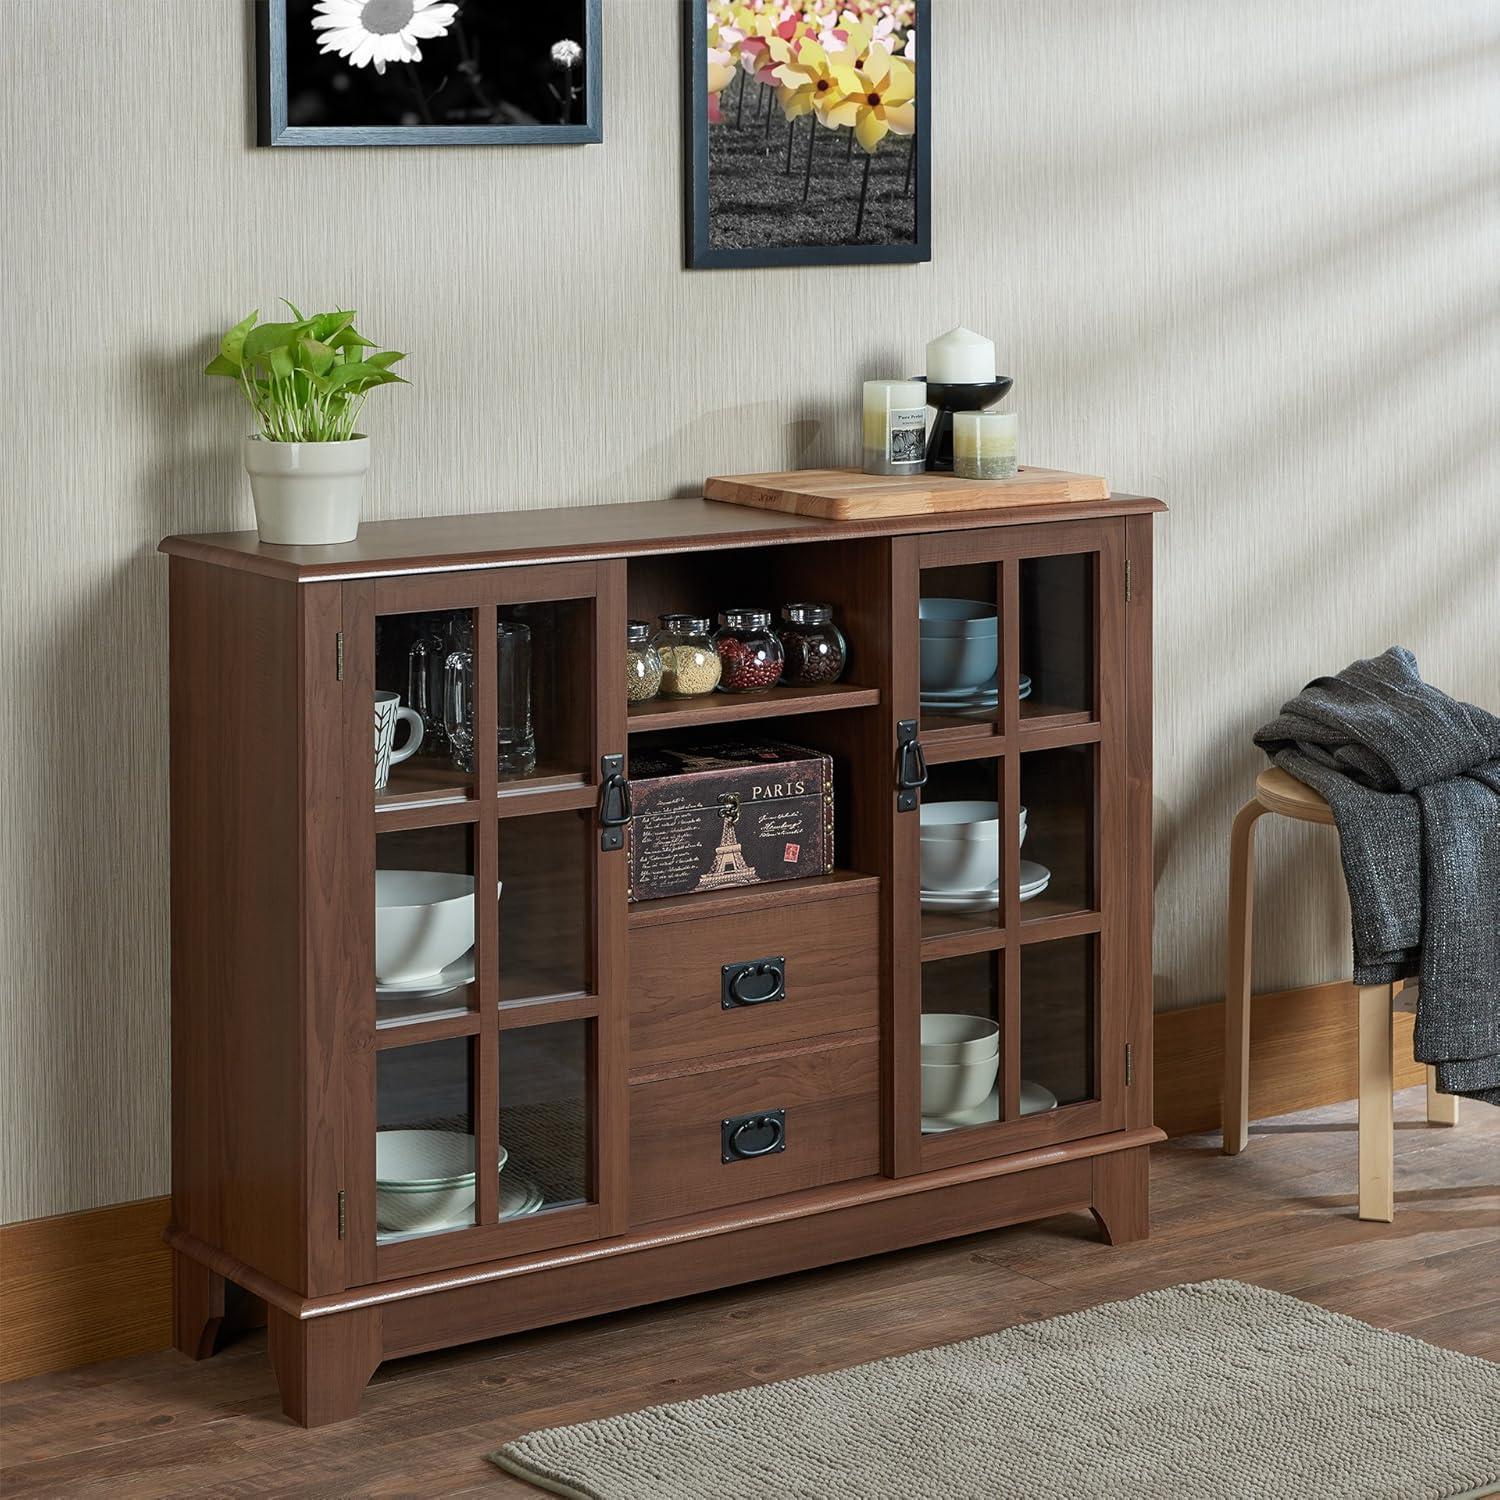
159;492;1165;583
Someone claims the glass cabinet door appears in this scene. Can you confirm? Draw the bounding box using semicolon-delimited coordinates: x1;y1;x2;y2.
344;561;626;1284
899;524;1125;1171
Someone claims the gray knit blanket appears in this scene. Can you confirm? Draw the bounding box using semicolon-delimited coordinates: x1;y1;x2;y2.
1253;647;1500;1105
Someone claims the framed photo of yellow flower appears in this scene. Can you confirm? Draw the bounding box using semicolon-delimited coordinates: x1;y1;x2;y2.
686;1;930;268
257;0;602;146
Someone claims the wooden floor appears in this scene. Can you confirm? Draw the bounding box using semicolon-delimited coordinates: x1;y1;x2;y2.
3;1086;1495;1497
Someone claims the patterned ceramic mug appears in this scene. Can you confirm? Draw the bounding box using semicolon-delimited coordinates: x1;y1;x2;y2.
374;691;424;791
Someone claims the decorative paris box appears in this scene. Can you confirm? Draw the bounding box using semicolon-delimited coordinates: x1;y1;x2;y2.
626;740;834;902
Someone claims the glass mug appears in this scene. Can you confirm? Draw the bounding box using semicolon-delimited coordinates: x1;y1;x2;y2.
443;620;537;777
405;617;451;758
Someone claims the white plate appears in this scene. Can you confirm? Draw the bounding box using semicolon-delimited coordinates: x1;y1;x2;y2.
920;865;1051;911
375;1166;544;1243
1019;859;1050;890
920;673;1031;702
375;950;475;998
921;1079;1059;1133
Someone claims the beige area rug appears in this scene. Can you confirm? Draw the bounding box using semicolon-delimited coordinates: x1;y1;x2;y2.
489;1280;1500;1500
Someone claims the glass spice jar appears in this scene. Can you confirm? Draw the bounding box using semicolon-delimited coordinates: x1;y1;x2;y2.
653;614;721;697
626;619;663;703
778;603;847;685
714;608;785;693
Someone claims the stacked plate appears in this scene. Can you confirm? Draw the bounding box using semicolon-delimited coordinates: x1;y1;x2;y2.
918;598;1030;715
375;1129;545;1241
922;1078;1060;1134
919;800;1050;911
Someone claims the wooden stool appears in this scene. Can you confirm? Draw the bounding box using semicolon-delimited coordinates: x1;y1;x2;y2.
1223;766;1459;1220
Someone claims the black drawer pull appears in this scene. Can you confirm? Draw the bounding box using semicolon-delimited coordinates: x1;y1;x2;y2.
721;1109;786;1162
721;957;786;1009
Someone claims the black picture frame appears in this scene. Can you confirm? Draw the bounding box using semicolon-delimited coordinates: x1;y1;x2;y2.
257;0;603;147
683;0;931;270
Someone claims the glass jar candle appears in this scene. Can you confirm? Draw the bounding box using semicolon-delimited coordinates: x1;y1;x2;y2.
714;609;785;693
626;619;663;703
779;603;847;685
652;614;721;697
953;411;1018;480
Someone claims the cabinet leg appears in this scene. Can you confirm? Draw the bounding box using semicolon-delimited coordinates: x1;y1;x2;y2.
1357;983;1395;1223
1426;1066;1459;1126
172;1249;226;1361
267;1305;383;1428
1090;1147;1150;1246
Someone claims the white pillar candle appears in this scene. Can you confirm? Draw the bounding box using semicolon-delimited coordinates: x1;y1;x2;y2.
953;411;1018;480
925;326;997;385
862;379;928;476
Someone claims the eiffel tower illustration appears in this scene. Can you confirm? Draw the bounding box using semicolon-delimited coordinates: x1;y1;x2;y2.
694;808;759;891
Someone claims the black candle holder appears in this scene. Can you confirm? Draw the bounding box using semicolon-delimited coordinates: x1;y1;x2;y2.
918;377;1015;473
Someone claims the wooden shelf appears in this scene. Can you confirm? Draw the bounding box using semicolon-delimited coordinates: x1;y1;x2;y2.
376;760;474;812
628;682;879;734
629;869;879;929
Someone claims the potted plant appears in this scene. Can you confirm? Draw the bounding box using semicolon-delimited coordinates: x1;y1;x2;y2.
205;303;406;545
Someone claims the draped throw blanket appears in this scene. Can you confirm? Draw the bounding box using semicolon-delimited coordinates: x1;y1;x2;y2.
1253;647;1500;1105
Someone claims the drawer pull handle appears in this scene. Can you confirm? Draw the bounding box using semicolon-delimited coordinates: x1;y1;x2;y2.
722;957;787;1009
722;1109;787;1162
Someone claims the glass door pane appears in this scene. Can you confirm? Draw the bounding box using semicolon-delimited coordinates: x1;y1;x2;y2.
375;823;477;1029
1019;744;1097;923
919;758;1004;945
498;809;593;1004
499;600;595;790
918;563;1001;735
374;607;477;806
1020;935;1096;1113
920;953;1001;1134
375;1038;476;1244
1019;554;1094;722
499;1020;593;1217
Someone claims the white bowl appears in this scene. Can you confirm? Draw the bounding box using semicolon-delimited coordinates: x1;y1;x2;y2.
920;1014;1000;1064
919;598;998;635
920;633;998;693
921;1054;1000;1116
920;801;1000;892
920;801;1000;838
376;1128;475;1186
376;1180;476;1233
375;870;475;984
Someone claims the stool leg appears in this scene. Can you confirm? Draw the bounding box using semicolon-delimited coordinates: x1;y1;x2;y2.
1426;1066;1459;1126
1223;800;1265;1155
1357;983;1394;1222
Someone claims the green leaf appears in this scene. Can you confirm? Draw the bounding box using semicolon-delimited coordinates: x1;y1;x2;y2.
266;346;295;380
311;310;355;342
330;328;377;352
296;338;336;377
218;310;258;371
243;319;307;363
204;353;242;378
365;350;406;370
281;298;307;321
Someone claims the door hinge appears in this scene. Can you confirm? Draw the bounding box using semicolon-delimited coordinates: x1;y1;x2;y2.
337;1189;346;1239
335;631;345;681
1124;558;1133;605
1125;1042;1135;1086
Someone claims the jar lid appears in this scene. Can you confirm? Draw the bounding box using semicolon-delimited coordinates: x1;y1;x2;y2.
719;608;772;630
658;612;710;633
626;619;653;644
782;603;833;625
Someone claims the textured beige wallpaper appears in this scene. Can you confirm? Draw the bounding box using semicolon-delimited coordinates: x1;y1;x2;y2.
2;0;1496;1222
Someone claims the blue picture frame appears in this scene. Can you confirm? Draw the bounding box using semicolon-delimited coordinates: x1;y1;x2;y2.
257;0;603;147
684;0;931;269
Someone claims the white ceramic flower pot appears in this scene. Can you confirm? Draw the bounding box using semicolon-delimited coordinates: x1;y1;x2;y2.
243;434;369;545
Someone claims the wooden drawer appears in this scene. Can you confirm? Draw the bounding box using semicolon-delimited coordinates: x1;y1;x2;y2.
628;879;879;1073
629;1037;880;1225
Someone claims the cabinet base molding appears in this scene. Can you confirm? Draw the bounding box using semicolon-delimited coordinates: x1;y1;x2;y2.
166;1132;1158;1426
1153;981;1424;1139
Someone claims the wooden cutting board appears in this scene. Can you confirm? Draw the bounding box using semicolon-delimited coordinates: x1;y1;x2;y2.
704;466;1109;521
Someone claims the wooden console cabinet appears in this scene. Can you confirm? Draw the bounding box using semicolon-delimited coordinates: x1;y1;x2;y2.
160;490;1163;1426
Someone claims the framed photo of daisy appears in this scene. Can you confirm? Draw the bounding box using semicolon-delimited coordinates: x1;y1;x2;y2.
257;0;602;146
685;0;930;269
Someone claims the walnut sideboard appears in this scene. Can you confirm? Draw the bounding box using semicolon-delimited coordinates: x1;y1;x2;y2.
160;490;1164;1425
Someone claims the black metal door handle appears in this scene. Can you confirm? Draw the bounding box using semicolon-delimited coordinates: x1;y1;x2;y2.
598;753;632;850
721;1109;787;1162
896;718;927;812
722;957;787;1009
